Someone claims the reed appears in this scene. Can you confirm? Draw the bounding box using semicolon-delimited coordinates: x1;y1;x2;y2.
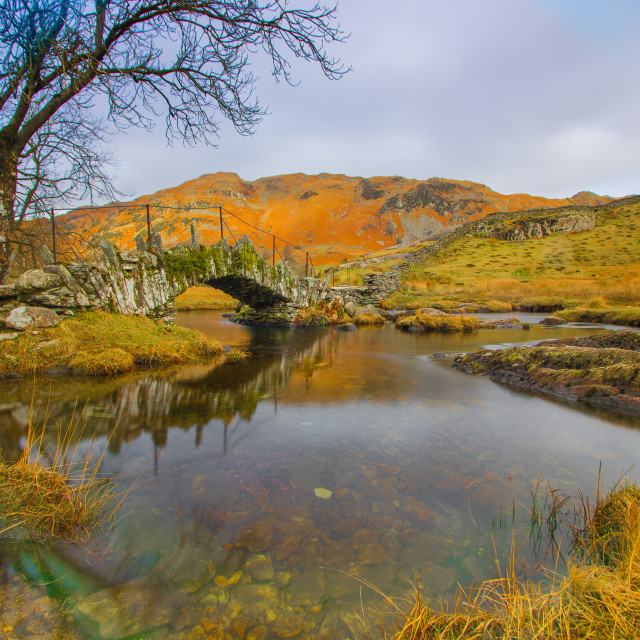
385;480;640;640
0;409;120;541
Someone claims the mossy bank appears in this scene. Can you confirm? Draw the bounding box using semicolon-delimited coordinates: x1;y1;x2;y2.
0;310;224;378
453;330;640;416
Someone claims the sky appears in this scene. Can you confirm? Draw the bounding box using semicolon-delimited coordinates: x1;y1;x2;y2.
107;0;640;201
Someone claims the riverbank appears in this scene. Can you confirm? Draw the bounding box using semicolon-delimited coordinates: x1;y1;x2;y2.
0;310;224;378
453;330;640;416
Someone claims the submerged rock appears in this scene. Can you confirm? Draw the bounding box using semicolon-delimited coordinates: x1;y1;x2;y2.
76;577;188;638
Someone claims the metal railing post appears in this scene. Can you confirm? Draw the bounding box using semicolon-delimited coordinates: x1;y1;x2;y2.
305;253;309;278
146;204;151;245
219;206;224;240
50;207;56;263
272;235;275;266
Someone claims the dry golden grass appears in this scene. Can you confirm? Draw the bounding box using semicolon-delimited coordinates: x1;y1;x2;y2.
0;412;120;541
175;285;238;311
396;313;481;333
385;482;640;640
0;310;224;377
353;313;386;326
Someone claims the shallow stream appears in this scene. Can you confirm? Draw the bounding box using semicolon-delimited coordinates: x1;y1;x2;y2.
0;313;638;639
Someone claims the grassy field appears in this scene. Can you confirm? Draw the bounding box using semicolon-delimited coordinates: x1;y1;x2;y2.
175;285;238;311
386;201;640;311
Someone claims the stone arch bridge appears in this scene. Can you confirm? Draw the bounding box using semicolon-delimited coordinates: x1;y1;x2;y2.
1;227;330;324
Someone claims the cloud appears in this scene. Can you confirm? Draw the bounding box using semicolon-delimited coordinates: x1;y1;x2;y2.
105;0;640;201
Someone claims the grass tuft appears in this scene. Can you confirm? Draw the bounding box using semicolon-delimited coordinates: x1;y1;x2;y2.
353;313;386;326
386;481;640;640
396;313;481;333
0;411;120;542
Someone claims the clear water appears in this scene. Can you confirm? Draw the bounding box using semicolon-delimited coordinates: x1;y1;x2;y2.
0;314;638;639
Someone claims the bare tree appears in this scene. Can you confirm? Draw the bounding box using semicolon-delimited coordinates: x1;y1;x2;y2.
0;0;347;282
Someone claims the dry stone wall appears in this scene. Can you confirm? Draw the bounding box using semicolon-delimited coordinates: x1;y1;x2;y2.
1;233;329;326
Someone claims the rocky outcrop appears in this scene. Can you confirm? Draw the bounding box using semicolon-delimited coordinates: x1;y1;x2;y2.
453;331;640;416
475;212;596;241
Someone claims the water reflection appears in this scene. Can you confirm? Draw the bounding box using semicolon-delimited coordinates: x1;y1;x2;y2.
0;315;638;639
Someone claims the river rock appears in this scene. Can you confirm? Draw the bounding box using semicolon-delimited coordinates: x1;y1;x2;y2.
539;315;567;326
228;584;279;622
15;269;61;294
5;306;60;330
418;307;448;316
270;607;304;638
334;323;356;331
76;577;188;638
150;545;215;592
242;554;275;581
287;568;325;606
354;304;382;318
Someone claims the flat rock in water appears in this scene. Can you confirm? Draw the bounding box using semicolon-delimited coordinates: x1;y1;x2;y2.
539;315;567;325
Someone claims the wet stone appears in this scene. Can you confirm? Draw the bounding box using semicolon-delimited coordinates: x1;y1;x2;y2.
242;554;275;581
150;546;215;593
75;576;188;638
270;607;304;638
235;520;275;553
287;568;326;606
228;584;279;623
246;626;267;640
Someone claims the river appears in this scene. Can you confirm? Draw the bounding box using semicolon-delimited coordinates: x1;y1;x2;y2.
0;312;638;639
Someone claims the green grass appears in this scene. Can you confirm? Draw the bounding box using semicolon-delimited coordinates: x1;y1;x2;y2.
558;307;640;327
394;202;640;312
0;310;224;377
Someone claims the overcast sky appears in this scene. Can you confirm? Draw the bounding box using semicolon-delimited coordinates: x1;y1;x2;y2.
108;0;640;201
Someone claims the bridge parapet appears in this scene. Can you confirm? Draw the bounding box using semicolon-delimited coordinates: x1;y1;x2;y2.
1;234;329;324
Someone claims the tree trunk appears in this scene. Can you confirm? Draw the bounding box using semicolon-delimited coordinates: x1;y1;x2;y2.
0;142;19;284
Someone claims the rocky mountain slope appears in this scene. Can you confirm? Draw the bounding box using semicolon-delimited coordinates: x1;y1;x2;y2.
61;173;612;265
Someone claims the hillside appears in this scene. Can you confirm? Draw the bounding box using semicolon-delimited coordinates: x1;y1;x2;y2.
384;196;640;310
60;173;612;265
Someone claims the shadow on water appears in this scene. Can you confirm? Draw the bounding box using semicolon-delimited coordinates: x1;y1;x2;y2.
0;314;638;638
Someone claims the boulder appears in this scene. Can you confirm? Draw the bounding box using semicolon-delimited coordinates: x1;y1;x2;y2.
75;577;188;638
6;306;60;330
539;316;567;326
353;304;382;318
344;301;357;317
418;307;448;317
14;269;61;294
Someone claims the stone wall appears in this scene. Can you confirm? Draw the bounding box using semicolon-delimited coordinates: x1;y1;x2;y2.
1;233;329;326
